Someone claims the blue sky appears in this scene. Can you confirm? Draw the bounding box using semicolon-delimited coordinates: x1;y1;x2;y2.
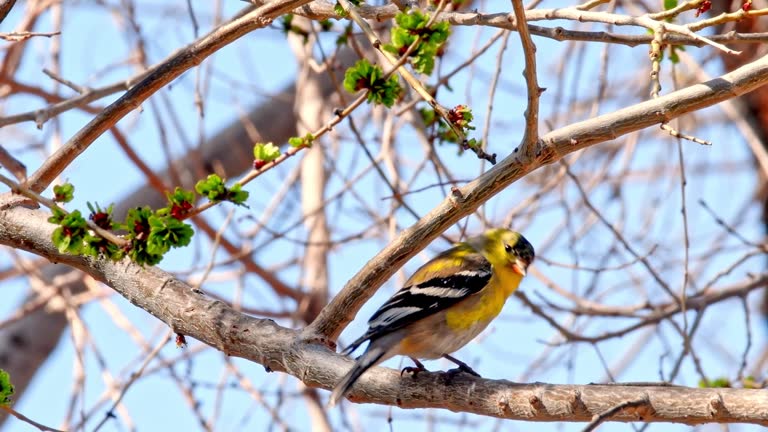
1;1;766;431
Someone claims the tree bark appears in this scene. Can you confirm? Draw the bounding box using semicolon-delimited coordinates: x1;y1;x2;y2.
0;206;765;426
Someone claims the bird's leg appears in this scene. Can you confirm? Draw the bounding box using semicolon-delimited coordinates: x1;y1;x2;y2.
442;354;481;377
400;357;428;377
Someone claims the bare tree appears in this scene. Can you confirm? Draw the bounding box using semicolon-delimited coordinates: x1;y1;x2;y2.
1;1;767;430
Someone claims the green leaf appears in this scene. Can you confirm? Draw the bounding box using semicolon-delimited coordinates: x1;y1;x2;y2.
420;108;437;126
465;138;482;150
253;142;282;165
668;47;680;63
667;45;685;64
280;14;309;42
195;174;228;201
0;369;14;407
226;184;249;206
280;13;294;31
167;187;195;207
50;210;88;255
163;187;195;219
343;59;375;93
288;133;315;149
123;206;153;238
448;105;476;131
664;0;678;10
382;11;450;75
194;174;249;206
47;207;67;224
742;376;758;389
343;59;401;107
84;233;124;261
336;23;352;46
420;107;460;144
147;216;194;256
127;239;164;266
52;183;74;203
699;377;731;388
333;2;347;17
121;206;164;264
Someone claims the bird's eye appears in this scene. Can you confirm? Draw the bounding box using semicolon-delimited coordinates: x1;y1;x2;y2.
504;243;513;253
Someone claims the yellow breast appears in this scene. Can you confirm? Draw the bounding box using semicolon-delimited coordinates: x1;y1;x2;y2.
445;270;522;331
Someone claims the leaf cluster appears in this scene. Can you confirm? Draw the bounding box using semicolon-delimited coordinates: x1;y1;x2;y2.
383;10;450;75
48;176;249;266
421;105;480;148
343;59;402;107
52;183;74;203
288;133;315;149
0;369;13;407
195;174;249;206
253;142;282;170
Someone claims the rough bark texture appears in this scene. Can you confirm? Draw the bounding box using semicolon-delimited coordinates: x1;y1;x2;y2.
0;206;765;426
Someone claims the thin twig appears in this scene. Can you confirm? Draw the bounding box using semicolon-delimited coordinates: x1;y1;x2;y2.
0;173;127;247
25;0;316;194
582;397;649;431
0;406;66;432
92;331;172;432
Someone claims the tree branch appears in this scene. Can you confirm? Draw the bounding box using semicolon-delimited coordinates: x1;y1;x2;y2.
305;53;768;342
248;1;768;47
0;206;765;426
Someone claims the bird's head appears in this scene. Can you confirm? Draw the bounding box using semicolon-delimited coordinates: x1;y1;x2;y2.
471;228;535;276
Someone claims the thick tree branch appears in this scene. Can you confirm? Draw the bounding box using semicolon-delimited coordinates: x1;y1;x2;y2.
0;206;765;425
249;0;768;47
305;53;768;342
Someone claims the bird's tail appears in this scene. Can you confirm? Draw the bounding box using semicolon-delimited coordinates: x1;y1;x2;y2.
328;343;387;407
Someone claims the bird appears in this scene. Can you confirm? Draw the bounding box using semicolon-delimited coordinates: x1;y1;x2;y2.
329;228;535;406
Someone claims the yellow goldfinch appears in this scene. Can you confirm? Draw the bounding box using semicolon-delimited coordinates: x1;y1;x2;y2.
329;228;534;406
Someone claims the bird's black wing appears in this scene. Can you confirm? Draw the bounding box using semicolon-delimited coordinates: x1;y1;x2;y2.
343;248;491;354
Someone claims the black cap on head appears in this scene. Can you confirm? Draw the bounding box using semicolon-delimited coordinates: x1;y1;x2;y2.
513;234;535;267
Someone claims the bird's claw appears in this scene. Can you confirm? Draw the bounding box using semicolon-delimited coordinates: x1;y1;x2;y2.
400;365;427;377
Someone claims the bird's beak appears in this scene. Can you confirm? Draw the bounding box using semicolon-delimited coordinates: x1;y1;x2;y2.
511;258;527;276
